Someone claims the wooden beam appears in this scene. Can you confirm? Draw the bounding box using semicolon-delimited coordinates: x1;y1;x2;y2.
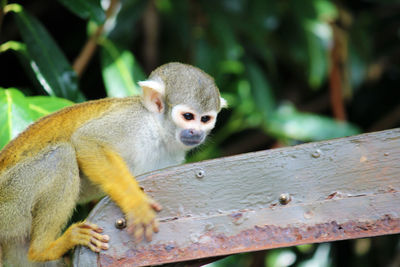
73;128;400;266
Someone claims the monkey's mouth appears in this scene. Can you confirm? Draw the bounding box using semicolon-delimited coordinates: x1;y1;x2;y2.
181;138;203;146
179;129;205;147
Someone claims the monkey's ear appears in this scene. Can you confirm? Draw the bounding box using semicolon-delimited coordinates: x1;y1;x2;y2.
220;97;228;109
138;79;166;113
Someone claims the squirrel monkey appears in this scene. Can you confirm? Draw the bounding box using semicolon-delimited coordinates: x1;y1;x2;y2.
0;62;227;266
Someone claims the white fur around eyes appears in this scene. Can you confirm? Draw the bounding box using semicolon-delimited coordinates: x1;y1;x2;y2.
171;105;217;131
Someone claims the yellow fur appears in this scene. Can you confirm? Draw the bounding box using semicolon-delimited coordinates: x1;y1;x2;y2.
75;142;153;223
0;98;118;174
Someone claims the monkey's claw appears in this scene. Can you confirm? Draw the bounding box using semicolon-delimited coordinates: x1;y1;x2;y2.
68;222;110;253
126;196;162;242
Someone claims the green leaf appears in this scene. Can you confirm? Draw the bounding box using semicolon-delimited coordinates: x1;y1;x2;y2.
209;12;243;60
0;40;26;53
27;96;73;120
13;8;83;101
313;0;338;21
219;60;244;75
265;249;296;267
266;103;361;142
0;88;34;149
57;0;106;25
0;88;74;149
246;61;276;120
298;243;331;267
194;38;220;76
304;20;331;89
0;41;65;97
289;0;336;90
106;0;147;46
100;39;145;97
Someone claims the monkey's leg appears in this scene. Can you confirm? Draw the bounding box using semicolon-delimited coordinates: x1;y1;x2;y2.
27;146;109;262
28;221;109;262
75;142;160;241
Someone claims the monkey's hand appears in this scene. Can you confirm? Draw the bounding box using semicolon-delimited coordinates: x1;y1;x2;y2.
126;194;162;242
67;222;110;252
28;221;110;262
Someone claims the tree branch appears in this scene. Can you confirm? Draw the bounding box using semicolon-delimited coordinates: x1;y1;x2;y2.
329;24;348;121
142;0;159;73
73;0;119;77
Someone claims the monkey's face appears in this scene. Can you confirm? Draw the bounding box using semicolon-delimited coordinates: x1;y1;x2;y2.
171;104;217;148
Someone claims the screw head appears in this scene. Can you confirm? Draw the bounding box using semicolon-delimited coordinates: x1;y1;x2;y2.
115;218;127;229
311;149;322;158
196;169;205;178
279;193;291;205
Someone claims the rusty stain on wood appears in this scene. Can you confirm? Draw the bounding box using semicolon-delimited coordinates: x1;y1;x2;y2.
73;128;400;266
99;215;400;267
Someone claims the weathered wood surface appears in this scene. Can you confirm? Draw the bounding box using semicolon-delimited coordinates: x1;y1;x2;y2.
73;128;400;266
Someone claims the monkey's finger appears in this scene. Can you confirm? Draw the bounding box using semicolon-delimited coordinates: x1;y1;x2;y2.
90;237;110;250
151;202;162;212
134;226;144;242
71;224;110;252
79;222;104;233
101;234;110;242
77;228;110;244
86;230;110;243
145;225;154;242
88;242;102;253
152;219;159;233
147;199;162;212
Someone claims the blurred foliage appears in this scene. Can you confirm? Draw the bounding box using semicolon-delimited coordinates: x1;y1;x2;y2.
0;0;399;266
0;87;73;149
100;38;146;97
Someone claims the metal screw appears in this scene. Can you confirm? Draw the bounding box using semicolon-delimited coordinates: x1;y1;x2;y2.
115;218;126;229
196;169;205;178
279;193;291;205
311;149;321;158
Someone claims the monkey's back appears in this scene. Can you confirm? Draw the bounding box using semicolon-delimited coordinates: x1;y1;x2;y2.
0;97;138;176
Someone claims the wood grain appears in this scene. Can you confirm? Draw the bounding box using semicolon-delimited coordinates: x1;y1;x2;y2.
73;128;400;266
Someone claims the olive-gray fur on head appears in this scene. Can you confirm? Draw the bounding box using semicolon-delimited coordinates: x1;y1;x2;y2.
148;62;223;113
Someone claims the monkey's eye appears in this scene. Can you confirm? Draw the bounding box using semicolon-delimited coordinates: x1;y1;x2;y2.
201;115;211;123
182;113;195;121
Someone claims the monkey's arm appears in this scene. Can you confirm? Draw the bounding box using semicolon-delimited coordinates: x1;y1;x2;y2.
75;140;160;241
